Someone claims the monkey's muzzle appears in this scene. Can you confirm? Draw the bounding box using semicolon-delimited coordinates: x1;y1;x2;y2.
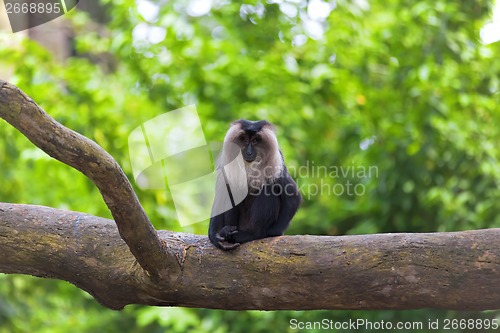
243;145;257;162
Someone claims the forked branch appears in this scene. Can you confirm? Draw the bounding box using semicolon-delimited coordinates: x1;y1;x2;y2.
2;81;500;311
0;80;174;280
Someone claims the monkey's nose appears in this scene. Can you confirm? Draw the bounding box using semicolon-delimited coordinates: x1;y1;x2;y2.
245;145;254;156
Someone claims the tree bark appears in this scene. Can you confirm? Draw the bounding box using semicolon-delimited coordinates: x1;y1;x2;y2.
0;80;175;280
1;202;500;311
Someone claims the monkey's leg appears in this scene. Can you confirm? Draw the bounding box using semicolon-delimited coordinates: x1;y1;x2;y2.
267;176;301;236
231;230;265;243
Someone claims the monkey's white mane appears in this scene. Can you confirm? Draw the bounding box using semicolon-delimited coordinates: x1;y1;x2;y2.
255;125;283;181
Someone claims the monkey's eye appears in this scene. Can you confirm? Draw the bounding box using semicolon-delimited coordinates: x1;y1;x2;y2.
239;135;249;144
251;137;260;145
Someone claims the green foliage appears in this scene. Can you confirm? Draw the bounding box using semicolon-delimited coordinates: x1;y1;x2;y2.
1;0;500;331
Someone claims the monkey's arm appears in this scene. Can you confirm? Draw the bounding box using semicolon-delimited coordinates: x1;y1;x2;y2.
208;214;224;245
266;174;302;236
208;171;243;250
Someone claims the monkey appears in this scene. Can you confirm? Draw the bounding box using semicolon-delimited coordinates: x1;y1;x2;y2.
208;119;302;250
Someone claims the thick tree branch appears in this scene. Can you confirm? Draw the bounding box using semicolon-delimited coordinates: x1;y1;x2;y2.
0;80;174;280
1;202;500;310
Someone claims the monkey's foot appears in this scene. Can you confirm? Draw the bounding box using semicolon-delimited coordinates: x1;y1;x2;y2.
215;230;240;250
217;240;241;250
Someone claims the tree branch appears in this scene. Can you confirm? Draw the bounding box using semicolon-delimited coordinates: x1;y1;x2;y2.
1;202;500;310
0;80;175;280
2;80;500;311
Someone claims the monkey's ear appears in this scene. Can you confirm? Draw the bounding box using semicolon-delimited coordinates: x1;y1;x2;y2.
262;122;276;132
231;119;245;126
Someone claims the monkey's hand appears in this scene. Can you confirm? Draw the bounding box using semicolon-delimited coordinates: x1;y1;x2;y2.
215;226;240;250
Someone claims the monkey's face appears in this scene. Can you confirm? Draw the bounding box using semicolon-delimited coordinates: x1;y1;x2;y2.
237;132;261;162
228;120;275;163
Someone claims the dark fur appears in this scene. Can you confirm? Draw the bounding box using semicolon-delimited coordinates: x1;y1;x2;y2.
209;119;302;250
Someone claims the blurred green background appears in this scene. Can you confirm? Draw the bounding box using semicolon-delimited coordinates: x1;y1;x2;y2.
1;0;500;332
